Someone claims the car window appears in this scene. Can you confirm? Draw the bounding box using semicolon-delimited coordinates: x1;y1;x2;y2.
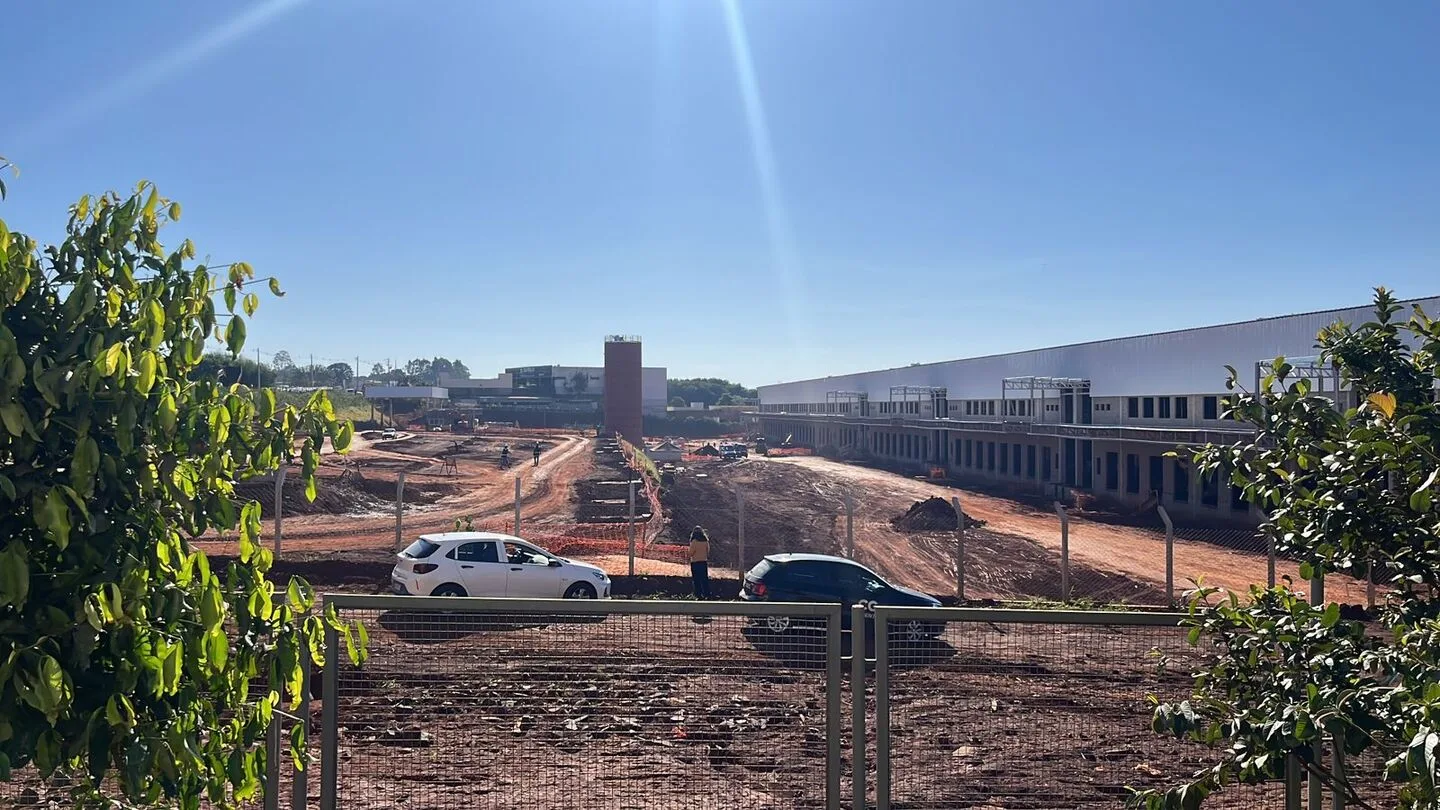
451;541;498;563
505;542;550;566
834;564;885;595
402;538;440;559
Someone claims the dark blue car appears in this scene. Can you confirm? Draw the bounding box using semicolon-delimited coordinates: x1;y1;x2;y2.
740;553;943;641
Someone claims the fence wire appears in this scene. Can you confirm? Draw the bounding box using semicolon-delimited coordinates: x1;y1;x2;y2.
876;612;1282;809
324;598;841;810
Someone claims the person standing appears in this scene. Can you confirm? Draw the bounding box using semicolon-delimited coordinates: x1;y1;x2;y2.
532;442;542;466
688;526;711;599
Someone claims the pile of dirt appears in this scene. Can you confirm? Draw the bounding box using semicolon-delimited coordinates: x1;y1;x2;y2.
891;497;987;532
234;474;460;519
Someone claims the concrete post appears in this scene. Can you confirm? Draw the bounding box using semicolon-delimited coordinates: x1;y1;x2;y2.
513;475;521;535
1157;505;1175;608
737;489;747;574
272;466;286;556
951;495;966;601
1310;574;1326;810
626;480;636;577
393;471;405;550
1054;501;1070;603
844;494;855;558
1259;509;1276;588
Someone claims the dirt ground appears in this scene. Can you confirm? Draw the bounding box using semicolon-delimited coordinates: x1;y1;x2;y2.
663;454;1368;606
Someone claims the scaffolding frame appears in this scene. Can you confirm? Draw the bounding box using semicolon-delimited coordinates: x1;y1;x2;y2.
1000;376;1091;423
888;386;948;420
825;391;868;417
1253;356;1344;410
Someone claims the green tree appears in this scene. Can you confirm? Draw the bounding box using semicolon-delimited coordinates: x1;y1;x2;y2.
0;182;362;806
667;378;756;407
1137;289;1440;808
669;396;688;408
325;362;352;388
191;351;274;388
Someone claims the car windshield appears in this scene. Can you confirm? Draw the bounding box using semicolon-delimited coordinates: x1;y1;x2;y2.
401;538;440;559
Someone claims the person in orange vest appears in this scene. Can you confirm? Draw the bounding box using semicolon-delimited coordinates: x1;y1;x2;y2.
688;526;711;599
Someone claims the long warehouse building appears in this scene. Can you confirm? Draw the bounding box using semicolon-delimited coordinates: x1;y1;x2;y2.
756;295;1440;524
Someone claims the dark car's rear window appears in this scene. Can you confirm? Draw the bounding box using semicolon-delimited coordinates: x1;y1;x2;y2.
746;559;775;580
402;538;441;559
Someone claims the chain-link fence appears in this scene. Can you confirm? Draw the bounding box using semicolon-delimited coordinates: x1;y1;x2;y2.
871;607;1284;809
652;454;1378;609
318;595;844;810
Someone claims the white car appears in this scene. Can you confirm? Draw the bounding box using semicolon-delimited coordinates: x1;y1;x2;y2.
391;532;611;599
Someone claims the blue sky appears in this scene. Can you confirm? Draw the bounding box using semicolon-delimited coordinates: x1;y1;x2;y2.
2;1;1437;385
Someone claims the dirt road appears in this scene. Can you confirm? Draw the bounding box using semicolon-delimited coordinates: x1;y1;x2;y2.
770;455;1369;604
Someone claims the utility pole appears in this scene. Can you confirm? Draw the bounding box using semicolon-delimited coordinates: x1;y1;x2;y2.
310;353;315;388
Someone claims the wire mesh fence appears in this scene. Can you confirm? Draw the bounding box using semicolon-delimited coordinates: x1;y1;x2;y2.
872;608;1284;809
319;595;844;810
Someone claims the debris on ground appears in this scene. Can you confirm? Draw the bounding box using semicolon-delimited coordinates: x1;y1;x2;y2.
891;497;987;532
693;444;721;457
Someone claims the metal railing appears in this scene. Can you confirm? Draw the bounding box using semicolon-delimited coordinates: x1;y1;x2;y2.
319;594;844;810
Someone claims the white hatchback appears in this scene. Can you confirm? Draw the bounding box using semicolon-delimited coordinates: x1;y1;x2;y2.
391;532;612;599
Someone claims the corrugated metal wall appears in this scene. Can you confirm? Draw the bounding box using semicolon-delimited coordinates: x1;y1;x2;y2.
759;297;1440;403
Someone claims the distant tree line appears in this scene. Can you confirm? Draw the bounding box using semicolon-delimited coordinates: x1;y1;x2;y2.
189;351;471;390
667;377;757;408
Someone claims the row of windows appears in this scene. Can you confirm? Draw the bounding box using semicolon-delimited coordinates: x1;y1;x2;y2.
957;438;1052;481
877;401;921;415
1097;452;1246;510
765;394;1232;421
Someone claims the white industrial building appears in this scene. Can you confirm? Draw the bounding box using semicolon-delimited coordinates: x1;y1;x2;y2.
757;296;1440;523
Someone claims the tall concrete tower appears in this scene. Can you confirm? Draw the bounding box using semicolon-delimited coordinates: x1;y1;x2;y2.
603;336;643;446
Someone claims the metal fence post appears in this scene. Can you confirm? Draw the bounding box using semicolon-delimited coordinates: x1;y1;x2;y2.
844;493;855;559
737;489;747;573
1309;576;1325;810
950;496;966;601
1260;509;1276;588
626;480;636;577
1330;722;1347;810
851;604;868;810
292;661;310;810
320;619;339;810
1285;755;1303;810
1054;501;1070;603
393;471;405;550
826;606;843;810
874;608;891;810
1157;505;1175;608
273;466;286;556
264;700;281;810
513;475;521;535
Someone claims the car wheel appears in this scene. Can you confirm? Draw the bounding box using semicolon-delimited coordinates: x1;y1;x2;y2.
430;583;467;597
765;615;791;634
563;582;597;599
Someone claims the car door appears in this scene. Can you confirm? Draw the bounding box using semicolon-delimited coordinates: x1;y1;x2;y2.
450;541;505;596
503;541;563;597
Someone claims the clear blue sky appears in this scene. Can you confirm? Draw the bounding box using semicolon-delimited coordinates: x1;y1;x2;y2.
3;1;1437;386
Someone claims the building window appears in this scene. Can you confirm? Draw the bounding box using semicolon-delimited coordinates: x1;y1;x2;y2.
1230;480;1249;512
965;402;972;416
999;444;1009;474
1104;452;1119;490
1026;445;1037;479
1202;396;1218;420
1149;456;1164;496
1125;454;1141;494
1176;397;1188;419
1173;462;1190;503
1159;397;1171;419
1041;446;1052;481
1127;397;1139;418
1201;471;1219;507
987;442;996;471
1012;444;1022;476
1142;397;1155;419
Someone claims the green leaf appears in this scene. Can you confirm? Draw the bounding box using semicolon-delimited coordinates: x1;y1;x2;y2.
268;277;285;297
35;489;72;549
334;420;354;453
1367;391;1397;420
1298;561;1314;580
135;351;157;394
0;544;29;608
258;388;276;422
0;403;26;437
1321;602;1340;629
158;392;178;435
209;405;231;446
225;315;246;354
223;284;237;314
168;201;182;220
0;474;14;501
242;292;259;317
71;436;100;495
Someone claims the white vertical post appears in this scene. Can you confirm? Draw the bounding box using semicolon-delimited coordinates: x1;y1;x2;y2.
844;493;855;559
626;480;636;577
394;471;405;550
1259;508;1277;588
1309;574;1325;810
272;466;286;556
737;489;746;574
513;475;522;535
1157;505;1174;608
951;495;966;601
1054;501;1069;603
